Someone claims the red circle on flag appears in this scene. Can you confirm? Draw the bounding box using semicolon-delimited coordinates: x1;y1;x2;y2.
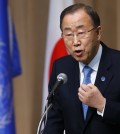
49;38;68;79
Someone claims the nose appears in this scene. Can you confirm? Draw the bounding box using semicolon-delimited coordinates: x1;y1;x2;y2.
73;34;80;47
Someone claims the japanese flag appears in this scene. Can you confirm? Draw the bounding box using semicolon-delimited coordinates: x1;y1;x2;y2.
42;0;74;112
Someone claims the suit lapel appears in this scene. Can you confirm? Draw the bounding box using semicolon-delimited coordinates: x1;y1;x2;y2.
95;44;113;95
67;57;85;125
84;44;113;128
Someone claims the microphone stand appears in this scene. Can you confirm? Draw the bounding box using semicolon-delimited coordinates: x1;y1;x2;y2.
37;80;62;134
37;73;68;134
37;99;53;134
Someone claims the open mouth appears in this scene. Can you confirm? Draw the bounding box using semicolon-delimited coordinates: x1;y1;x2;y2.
74;50;83;56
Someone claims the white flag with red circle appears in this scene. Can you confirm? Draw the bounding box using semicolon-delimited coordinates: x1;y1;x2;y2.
42;0;74;112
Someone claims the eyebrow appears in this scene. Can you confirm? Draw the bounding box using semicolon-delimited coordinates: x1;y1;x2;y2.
63;27;71;31
76;25;84;29
63;25;84;31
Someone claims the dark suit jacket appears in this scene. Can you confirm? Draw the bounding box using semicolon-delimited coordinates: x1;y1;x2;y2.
43;42;120;134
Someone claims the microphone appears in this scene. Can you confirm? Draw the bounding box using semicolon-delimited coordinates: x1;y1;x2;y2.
37;73;67;134
47;73;68;100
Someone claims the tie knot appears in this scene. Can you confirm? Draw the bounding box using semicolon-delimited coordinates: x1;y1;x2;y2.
82;66;93;84
83;66;93;75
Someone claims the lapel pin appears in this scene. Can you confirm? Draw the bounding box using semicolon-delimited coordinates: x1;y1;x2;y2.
101;76;106;82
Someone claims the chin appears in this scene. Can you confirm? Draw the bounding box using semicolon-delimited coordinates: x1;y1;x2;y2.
74;57;84;62
78;59;88;64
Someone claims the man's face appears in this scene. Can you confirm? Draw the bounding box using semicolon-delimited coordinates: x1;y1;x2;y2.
62;9;101;64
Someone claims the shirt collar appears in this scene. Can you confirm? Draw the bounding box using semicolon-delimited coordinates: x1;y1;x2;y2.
79;44;102;73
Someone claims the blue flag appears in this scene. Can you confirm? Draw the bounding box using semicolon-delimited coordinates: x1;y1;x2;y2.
0;0;21;133
8;11;22;77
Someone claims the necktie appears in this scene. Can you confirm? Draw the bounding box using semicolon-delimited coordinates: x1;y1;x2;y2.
82;66;93;120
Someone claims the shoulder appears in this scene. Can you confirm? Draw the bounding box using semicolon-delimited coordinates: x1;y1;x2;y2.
54;55;77;65
51;55;79;76
101;41;120;66
101;41;120;57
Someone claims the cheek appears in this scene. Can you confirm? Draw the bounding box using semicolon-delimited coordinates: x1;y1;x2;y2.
83;40;96;57
85;44;92;52
83;41;92;53
64;40;72;51
84;41;99;59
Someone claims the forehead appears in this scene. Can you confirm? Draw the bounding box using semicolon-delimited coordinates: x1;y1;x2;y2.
62;9;93;31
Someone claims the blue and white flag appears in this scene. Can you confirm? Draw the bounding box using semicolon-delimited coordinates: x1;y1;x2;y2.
0;0;21;133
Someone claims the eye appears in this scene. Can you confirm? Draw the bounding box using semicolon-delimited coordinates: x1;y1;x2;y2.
78;31;85;35
66;33;73;37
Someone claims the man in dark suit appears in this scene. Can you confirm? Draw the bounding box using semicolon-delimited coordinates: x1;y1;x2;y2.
43;3;120;134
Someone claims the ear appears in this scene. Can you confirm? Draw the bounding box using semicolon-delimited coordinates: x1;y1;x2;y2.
61;32;63;37
96;26;102;40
